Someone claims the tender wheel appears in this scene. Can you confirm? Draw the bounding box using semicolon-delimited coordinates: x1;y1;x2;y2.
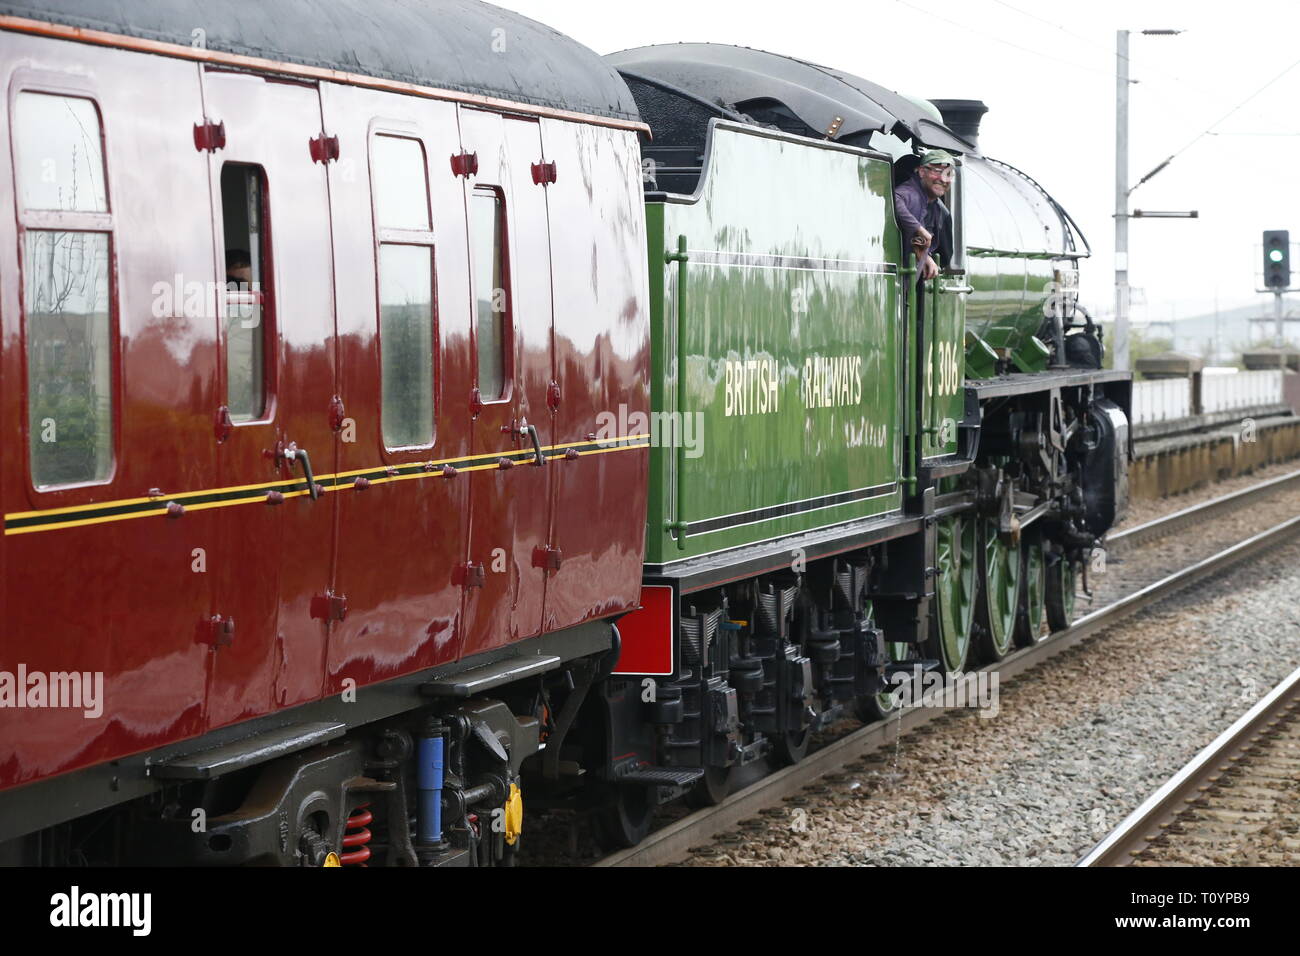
858;676;902;722
857;595;920;723
772;724;811;766
975;517;1021;663
857;599;907;722
594;786;654;850
858;661;905;722
1013;534;1047;647
925;514;978;672
1045;550;1078;633
685;765;733;808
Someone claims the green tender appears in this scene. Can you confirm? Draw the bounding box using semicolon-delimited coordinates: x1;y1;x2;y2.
643;123;906;565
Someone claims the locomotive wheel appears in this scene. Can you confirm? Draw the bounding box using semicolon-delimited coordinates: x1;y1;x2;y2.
1013;535;1047;647
1045;551;1078;633
925;515;977;672
685;765;734;808
975;518;1021;663
594;786;654;850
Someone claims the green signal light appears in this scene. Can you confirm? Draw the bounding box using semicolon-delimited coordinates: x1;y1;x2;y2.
1270;249;1285;263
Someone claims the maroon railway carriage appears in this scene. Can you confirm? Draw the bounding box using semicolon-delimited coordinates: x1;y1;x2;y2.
0;0;650;864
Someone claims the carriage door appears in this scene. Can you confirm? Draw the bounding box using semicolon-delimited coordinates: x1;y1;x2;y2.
924;165;967;461
458;108;554;658
201;69;338;727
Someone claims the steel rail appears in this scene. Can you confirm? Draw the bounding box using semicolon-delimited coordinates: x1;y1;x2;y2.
1078;662;1300;867
597;512;1300;867
1106;466;1300;553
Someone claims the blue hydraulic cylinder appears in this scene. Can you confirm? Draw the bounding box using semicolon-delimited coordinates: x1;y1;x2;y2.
417;726;446;844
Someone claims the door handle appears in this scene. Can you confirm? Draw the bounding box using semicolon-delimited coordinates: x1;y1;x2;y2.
939;284;974;295
500;418;546;466
282;443;320;500
520;421;545;467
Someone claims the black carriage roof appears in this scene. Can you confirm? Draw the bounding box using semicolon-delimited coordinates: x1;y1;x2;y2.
0;0;639;122
607;43;970;153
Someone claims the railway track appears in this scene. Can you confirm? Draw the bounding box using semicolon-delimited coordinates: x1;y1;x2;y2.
1078;664;1300;867
1107;467;1300;554
594;477;1300;867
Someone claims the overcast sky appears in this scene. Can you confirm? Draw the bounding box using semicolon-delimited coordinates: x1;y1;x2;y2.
495;0;1300;326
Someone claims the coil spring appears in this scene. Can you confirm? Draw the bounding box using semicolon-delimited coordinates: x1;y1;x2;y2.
341;804;372;866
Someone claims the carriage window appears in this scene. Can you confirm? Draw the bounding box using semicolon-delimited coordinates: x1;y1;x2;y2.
15;93;108;213
470;188;509;401
373;134;436;448
24;232;113;486
220;163;271;423
379;245;435;447
372;135;431;231
16;92;115;488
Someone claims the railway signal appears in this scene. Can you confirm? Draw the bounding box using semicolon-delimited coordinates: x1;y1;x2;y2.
1263;230;1290;290
1257;230;1292;349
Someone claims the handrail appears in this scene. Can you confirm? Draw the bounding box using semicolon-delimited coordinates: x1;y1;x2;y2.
927;276;940;441
967;246;1087;261
902;253;918;494
664;235;691;550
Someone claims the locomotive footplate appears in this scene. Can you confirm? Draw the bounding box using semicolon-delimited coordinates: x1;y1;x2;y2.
967;368;1131;399
613;764;707;806
617;767;706;806
617;767;705;787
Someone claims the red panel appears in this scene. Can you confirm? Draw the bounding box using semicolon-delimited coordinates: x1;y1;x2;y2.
321;85;469;692
200;69;337;728
458;108;553;660
539;120;651;631
613;586;674;676
0;38;214;787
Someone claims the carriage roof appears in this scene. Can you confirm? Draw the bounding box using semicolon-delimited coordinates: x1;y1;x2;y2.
0;0;639;122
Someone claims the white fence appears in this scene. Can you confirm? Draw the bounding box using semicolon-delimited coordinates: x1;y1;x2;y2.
1131;377;1190;424
1202;369;1283;414
1132;369;1284;425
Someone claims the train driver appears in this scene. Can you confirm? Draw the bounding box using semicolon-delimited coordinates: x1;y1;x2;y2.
893;148;955;281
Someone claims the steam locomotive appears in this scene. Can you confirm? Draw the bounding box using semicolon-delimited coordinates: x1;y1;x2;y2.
0;0;1128;864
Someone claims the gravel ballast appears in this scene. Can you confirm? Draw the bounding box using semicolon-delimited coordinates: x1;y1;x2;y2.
680;535;1300;867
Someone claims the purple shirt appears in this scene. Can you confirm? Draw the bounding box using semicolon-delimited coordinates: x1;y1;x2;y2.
893;174;942;263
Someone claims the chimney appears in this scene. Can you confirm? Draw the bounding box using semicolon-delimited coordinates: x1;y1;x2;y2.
929;99;988;151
